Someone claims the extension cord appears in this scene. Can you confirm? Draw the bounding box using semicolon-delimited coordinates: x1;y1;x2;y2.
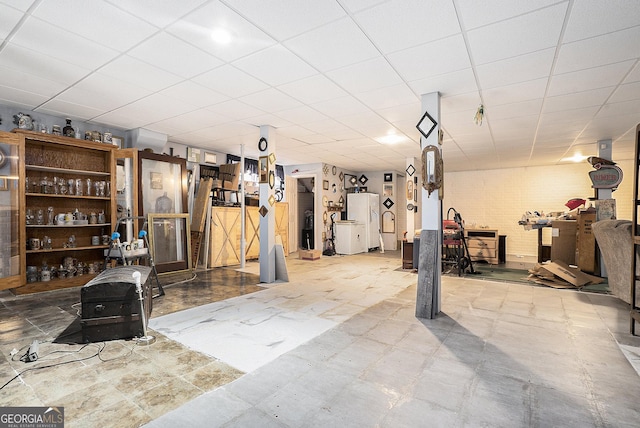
27;340;39;362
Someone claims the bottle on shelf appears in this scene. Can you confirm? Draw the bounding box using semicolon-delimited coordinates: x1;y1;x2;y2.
63;118;75;138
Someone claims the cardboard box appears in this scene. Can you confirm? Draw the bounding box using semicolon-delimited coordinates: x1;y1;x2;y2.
299;249;321;260
577;210;597;274
551;220;577;265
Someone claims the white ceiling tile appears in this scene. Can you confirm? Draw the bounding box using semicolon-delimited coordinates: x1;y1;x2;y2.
555;26;640;74
159;81;228;108
356;83;417;110
387;34;470;81
624;62;640;83
482;78;548;106
33;0;157;52
326;56;403;94
548;61;635;96
441;92;483;114
542;87;614;113
225;0;346;41
278;75;348;104
476;48;555;90
166;1;276;62
597;99;640;118
311;96;370;117
563;0;640;43
0;0;37;12
408;68;478;97
284;17;380;72
456;0;561;30
239;88;302;113
338;110;394;136
274;106;328;125
10;17;119;69
539;106;600;126
340;0;389;14
353;0;459;53
0;85;49;109
35;99;106;120
467;3;567;65
488;99;542;121
105;0;207;28
0;3;22;39
0;43;91;87
128;32;223;79
192;65;269;98
56;73;152;111
147;109;230;133
95;93;197;127
0;66;66;99
276;125;316;138
232;44;317;86
99;55;182;92
608;81;640;104
375;102;420;124
205;99;265;121
243;113;293;129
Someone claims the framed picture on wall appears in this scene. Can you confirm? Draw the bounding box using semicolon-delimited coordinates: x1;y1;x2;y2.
383;184;393;197
384;173;393;182
259;156;269;183
323;180;329;190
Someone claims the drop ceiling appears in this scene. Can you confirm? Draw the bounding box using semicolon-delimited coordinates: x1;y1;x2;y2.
1;0;639;172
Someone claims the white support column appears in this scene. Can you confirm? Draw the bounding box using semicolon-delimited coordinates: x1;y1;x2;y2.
596;139;613;278
416;92;442;319
240;144;246;269
405;156;419;241
259;126;276;283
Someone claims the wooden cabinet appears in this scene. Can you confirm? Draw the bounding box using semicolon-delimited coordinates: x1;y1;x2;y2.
209;207;242;268
15;130;116;294
465;229;499;265
209;203;289;268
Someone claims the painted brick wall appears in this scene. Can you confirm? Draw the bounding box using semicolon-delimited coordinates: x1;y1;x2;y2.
442;160;632;262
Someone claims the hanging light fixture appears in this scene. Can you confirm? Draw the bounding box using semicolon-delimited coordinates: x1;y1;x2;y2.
474;104;484;126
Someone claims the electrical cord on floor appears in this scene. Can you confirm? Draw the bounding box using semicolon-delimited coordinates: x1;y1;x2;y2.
160;272;198;289
1;342;104;390
1;338;140;391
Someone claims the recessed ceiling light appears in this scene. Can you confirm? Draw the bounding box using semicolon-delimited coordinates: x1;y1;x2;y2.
376;134;406;144
561;153;588;163
211;28;232;44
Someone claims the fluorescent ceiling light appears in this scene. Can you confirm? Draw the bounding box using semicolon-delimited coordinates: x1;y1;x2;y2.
211;28;232;44
376;134;406;144
561;153;588;163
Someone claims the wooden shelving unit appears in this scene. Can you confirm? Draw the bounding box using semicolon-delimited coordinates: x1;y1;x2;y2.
631;123;640;335
14;129;116;294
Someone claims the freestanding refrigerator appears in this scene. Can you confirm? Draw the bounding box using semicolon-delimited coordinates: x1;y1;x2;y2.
347;193;380;251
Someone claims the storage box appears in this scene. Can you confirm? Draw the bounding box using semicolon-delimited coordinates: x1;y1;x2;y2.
81;266;152;343
299;249;321;260
551;220;577;265
577;210;598;274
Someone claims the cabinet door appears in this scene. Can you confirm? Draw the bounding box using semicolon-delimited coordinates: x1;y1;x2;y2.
245;206;260;260
0;131;25;290
209;208;241;267
275;202;289;255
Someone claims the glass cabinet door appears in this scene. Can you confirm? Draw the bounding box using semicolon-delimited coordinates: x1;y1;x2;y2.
0;131;25;289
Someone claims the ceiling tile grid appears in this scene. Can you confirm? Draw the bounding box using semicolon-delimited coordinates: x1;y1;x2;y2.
0;1;639;172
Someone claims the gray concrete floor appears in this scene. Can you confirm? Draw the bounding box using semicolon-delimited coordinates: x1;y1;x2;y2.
145;252;640;428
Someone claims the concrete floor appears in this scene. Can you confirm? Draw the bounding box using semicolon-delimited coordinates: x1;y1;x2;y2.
2;251;640;427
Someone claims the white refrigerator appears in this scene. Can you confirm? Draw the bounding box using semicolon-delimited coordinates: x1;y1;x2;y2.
347;193;380;251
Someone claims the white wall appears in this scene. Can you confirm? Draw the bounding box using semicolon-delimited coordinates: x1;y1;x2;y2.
442;160;633;262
